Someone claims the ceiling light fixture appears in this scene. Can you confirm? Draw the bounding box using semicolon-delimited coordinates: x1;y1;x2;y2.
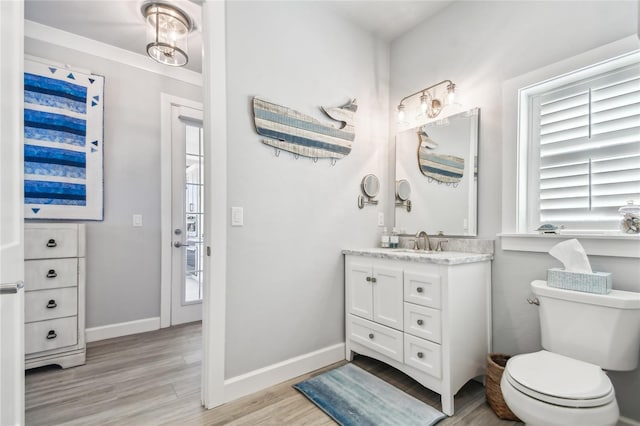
397;80;456;121
142;2;194;67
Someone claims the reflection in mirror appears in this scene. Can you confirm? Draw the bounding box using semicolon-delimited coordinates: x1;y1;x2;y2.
358;174;380;209
395;108;479;236
395;179;412;212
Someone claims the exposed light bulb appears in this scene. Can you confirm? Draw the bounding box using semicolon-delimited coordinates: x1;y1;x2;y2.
447;83;456;104
397;104;406;122
419;94;429;114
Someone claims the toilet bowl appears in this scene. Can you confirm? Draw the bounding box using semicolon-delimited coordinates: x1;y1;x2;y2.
499;281;640;425
501;350;619;426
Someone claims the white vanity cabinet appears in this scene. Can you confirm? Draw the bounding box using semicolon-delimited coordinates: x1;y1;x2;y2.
344;250;492;416
24;223;86;369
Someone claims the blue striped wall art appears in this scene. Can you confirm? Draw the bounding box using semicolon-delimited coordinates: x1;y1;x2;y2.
24;60;104;220
253;97;357;162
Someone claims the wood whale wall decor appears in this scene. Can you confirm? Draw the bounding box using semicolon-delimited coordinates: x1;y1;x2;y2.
252;97;357;161
417;127;464;186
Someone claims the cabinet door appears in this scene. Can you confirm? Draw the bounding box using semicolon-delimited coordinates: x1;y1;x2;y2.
372;266;403;330
347;261;373;320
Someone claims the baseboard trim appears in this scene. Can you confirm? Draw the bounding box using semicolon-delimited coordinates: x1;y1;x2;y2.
223;343;345;403
619;416;640;426
85;317;161;343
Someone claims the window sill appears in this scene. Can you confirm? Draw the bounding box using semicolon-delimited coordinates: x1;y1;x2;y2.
498;233;640;258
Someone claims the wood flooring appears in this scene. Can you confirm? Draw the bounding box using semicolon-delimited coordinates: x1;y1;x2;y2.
26;322;520;425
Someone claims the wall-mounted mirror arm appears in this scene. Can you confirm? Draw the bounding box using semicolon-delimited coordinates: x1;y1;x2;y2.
358;174;380;209
358;195;379;209
396;199;411;212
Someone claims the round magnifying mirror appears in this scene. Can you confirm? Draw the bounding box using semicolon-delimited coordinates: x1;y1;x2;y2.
396;179;411;201
361;174;380;199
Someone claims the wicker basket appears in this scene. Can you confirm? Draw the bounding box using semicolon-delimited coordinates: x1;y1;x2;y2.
486;353;521;421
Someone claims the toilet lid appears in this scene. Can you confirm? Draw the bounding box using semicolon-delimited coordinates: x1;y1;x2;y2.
505;350;615;408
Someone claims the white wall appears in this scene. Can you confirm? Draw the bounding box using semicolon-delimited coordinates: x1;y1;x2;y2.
24;38;203;328
224;1;389;378
390;0;640;420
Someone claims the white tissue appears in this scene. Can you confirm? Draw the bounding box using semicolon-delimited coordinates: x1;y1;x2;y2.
549;239;592;273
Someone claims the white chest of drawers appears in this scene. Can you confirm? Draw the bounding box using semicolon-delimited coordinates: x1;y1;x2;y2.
344;250;492;416
24;223;86;369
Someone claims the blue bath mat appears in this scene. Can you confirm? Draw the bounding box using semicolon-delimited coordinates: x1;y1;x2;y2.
294;363;446;426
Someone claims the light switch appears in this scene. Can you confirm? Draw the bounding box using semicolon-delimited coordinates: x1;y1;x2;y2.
133;214;143;227
231;207;243;226
378;212;385;226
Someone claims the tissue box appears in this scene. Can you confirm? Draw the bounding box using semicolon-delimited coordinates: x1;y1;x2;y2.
547;268;612;294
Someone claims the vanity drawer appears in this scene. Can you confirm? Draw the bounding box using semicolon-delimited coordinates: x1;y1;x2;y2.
404;303;441;344
404;334;441;379
348;314;403;362
25;288;77;323
25;316;78;355
25;226;78;260
404;270;441;309
25;258;78;291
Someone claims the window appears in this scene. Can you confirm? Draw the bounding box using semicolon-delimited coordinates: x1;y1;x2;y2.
519;51;640;233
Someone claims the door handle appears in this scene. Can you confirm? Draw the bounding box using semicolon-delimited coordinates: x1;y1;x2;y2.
0;281;24;294
173;241;189;248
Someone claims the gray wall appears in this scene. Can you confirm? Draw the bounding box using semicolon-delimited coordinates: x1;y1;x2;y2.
390;1;640;420
224;1;389;378
25;38;202;328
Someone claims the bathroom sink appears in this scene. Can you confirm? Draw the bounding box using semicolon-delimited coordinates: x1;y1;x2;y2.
390;248;436;254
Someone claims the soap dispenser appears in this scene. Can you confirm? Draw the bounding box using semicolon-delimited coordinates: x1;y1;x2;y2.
380;227;390;248
390;227;399;248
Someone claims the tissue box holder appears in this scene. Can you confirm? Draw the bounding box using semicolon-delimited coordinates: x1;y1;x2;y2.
547;268;612;294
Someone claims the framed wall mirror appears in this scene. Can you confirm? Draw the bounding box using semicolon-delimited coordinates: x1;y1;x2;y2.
395;108;479;236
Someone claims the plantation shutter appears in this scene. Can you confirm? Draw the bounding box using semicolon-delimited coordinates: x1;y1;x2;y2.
532;62;640;230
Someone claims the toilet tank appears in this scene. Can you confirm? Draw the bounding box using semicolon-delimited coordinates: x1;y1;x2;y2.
531;280;640;371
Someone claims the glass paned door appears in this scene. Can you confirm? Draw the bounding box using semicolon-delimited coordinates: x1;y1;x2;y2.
184;125;204;303
171;106;203;325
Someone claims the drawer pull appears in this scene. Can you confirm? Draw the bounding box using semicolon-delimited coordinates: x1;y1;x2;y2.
371;277;377;283
416;287;424;293
46;269;57;278
368;333;374;339
417;352;424;359
417;319;424;326
366;276;371;282
46;330;57;340
46;239;57;248
46;300;58;309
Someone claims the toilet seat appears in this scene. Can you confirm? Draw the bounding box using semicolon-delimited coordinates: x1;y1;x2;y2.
505;350;615;408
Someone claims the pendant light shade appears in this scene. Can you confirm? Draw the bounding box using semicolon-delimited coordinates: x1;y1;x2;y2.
142;2;193;67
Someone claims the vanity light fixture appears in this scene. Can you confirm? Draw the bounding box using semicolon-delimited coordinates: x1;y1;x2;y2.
397;80;456;121
142;2;194;67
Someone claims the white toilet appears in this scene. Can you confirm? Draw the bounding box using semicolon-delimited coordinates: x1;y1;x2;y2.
501;280;640;426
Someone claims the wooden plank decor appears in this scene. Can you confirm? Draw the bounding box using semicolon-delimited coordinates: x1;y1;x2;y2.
418;147;465;185
253;97;357;160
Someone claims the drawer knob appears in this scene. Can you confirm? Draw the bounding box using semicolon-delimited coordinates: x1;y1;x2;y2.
368;333;374;339
416;287;424;293
46;300;57;309
46;330;57;340
46;269;57;278
46;239;57;248
417;319;424;326
366;276;371;282
417;352;424;359
371;277;377;283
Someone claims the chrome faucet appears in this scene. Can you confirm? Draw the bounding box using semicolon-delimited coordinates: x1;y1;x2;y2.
415;231;430;251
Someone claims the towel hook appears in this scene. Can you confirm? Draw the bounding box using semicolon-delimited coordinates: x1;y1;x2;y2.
274;148;281;157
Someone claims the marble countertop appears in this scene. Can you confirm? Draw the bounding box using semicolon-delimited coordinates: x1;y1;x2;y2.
342;248;493;265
